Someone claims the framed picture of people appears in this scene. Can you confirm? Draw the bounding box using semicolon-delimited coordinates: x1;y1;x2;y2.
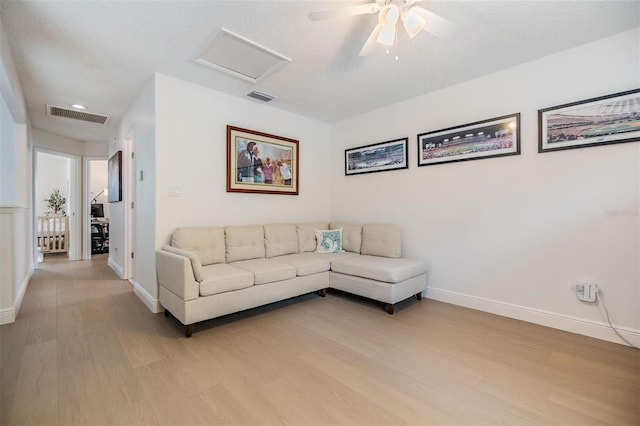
226;126;299;195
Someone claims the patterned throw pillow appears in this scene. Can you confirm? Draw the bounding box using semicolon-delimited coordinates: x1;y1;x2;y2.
314;229;343;253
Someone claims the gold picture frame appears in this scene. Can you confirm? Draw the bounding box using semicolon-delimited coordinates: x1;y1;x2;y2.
227;126;299;195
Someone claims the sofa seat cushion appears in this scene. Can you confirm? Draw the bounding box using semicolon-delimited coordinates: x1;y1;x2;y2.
199;264;254;296
319;251;359;262
231;259;297;285
274;253;332;276
330;255;427;284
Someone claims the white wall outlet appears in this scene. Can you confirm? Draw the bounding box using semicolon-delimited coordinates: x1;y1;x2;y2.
576;282;598;302
169;186;182;197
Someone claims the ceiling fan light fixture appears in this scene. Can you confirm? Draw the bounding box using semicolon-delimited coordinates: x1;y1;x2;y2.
379;4;400;25
376;27;396;46
402;9;426;38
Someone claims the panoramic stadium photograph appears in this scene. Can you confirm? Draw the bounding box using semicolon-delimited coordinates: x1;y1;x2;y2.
418;114;520;166
540;88;640;152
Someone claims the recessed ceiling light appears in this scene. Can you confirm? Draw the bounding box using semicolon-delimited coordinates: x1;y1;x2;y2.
70;104;87;110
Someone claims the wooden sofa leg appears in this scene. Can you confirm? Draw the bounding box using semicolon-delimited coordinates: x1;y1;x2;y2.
385;304;395;315
319;288;327;297
415;292;422;301
186;324;195;338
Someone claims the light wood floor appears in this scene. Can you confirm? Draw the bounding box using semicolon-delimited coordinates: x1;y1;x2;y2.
1;255;638;425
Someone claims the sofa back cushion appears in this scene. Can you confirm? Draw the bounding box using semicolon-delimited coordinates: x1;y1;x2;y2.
330;222;362;253
263;223;298;258
297;222;329;253
171;226;225;265
225;225;265;262
360;224;401;258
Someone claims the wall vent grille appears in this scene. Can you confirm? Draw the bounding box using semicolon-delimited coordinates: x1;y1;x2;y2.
46;105;111;124
247;91;277;102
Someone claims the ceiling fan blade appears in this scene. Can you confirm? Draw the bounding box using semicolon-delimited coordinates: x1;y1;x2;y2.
359;24;382;56
309;2;381;21
411;6;454;38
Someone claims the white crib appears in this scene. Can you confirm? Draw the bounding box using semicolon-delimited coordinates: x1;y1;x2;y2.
37;215;69;253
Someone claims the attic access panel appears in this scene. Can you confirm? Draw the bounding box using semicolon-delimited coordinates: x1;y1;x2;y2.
195;28;291;84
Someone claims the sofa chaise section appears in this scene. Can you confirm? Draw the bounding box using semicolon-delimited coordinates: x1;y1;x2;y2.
329;224;427;314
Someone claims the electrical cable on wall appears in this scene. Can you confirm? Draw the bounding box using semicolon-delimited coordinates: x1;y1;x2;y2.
597;289;640;350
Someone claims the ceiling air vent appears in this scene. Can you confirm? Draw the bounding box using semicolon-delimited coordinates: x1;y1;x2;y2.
46;105;111;124
247;91;277;102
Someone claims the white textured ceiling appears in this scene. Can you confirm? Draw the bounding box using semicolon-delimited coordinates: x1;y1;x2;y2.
1;0;638;143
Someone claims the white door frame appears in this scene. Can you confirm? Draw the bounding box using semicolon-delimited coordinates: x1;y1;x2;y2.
33;147;82;262
124;129;136;284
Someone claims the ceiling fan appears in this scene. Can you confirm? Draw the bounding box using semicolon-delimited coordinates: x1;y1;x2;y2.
309;0;453;56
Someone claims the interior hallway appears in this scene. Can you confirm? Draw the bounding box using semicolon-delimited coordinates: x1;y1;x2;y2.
1;256;638;425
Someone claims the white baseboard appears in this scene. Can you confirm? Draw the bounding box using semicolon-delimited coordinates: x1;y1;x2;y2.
14;268;32;319
426;287;640;347
0;268;33;325
0;307;15;325
108;257;124;279
133;281;162;313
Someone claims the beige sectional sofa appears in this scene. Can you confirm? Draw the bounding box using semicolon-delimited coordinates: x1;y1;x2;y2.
157;222;427;337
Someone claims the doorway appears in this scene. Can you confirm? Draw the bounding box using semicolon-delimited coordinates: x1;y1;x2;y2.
83;157;109;259
34;149;81;263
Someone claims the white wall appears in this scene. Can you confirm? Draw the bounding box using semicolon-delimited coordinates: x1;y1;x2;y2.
31;127;84;156
154;73;332;241
0;107;30;322
0;17;31;324
330;29;640;344
0;95;28;207
112;73;333;311
36;152;70;216
111;73;332;309
0;94;17;205
83;141;109;158
111;76;156;296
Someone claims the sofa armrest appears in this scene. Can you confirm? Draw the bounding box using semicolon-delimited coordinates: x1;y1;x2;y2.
156;250;199;301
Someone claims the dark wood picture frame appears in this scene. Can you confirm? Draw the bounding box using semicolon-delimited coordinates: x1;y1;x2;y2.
345;137;409;176
538;88;640;153
417;113;520;167
227;126;299;195
107;150;122;203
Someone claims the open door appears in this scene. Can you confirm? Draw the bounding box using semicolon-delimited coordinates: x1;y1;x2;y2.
34;149;81;263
